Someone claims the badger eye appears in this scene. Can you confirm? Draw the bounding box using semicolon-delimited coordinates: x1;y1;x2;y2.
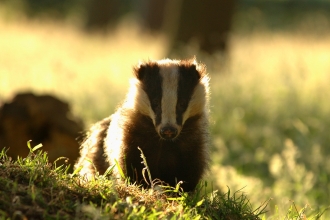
151;98;158;105
151;99;161;111
177;101;187;112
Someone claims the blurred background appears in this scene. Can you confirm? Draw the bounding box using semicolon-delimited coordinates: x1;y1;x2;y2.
1;0;330;217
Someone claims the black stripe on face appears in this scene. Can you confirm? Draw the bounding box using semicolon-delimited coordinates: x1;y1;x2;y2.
135;63;162;125
176;65;201;125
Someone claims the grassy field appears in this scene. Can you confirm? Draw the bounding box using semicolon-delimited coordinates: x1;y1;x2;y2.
1;11;330;219
210;32;330;218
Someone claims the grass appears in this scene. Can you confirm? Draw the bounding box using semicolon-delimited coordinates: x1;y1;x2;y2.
208;32;330;218
0;142;266;219
1;7;330;219
0;10;167;125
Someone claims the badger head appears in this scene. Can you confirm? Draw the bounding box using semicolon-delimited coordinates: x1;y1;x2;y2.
126;59;209;141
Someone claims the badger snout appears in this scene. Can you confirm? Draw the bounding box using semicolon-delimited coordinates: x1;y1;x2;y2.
159;125;178;140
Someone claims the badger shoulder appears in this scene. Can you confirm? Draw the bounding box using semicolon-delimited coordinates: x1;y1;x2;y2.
74;116;111;178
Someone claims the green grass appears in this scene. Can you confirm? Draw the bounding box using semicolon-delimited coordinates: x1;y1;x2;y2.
0;142;266;219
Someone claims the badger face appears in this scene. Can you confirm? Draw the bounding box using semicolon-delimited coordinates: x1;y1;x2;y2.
131;59;209;141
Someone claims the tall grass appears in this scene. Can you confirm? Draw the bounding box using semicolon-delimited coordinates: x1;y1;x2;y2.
1;13;330;218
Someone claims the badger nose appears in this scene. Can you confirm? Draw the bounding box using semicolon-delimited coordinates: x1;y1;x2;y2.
160;126;178;140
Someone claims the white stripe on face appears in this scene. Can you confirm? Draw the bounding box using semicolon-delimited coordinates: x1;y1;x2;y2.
159;65;179;127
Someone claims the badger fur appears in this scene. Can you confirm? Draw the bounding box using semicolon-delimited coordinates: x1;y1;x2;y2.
75;58;210;191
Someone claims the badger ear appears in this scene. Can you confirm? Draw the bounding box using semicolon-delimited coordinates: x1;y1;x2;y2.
191;60;207;80
134;63;147;81
196;63;207;79
134;61;159;81
181;59;206;80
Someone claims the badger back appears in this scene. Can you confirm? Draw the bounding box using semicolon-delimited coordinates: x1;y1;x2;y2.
125;59;209;140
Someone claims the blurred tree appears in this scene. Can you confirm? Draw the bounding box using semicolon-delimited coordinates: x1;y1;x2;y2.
140;0;236;54
139;0;168;31
18;0;78;18
85;0;119;30
83;0;236;54
84;0;131;30
172;0;236;54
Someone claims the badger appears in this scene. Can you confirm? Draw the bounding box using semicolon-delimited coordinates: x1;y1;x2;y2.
75;58;210;191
